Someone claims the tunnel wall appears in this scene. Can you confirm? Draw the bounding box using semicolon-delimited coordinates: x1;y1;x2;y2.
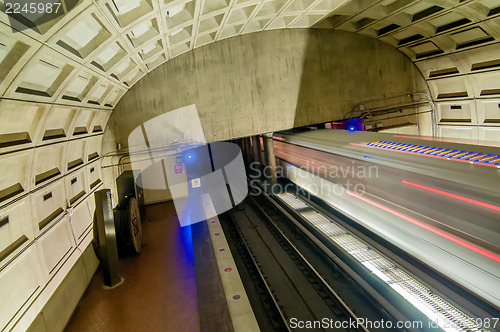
0;56;108;332
0;27;427;331
104;29;427;150
1;6;121;329
1;2;499;329
315;1;500;143
416;43;500;143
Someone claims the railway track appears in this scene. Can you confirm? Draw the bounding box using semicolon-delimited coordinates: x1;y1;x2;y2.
221;193;373;332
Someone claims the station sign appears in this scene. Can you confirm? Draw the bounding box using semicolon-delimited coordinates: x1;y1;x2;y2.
191;178;201;188
174;164;183;174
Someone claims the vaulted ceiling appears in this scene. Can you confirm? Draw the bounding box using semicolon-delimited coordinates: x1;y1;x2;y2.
0;0;347;108
318;0;500;141
1;0;500;147
2;3;500;330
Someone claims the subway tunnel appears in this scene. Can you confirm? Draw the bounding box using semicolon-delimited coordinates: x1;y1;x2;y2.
1;0;500;331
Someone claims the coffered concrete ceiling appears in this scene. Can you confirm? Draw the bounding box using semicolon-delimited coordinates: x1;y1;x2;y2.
317;0;500;140
1;0;500;149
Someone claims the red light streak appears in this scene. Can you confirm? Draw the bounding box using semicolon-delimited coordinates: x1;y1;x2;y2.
346;191;500;263
402;180;500;212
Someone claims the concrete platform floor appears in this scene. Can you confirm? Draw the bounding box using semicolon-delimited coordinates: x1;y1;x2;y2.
65;201;200;332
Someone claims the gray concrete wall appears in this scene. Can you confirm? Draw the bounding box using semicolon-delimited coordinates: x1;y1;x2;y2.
104;29;426;150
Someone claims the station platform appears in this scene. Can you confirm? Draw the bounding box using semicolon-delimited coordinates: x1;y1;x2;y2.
64;200;256;332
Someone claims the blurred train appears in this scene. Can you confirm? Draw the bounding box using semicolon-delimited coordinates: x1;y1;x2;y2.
271;129;500;309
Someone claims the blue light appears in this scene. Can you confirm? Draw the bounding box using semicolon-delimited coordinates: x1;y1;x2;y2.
183;152;195;163
180;222;194;263
345;117;363;132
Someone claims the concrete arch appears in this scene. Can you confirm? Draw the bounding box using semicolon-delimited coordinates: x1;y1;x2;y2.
104;28;427;150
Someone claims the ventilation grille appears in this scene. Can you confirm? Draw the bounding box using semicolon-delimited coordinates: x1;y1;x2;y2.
480;89;500;96
73;127;88;136
471;59;500;71
88;152;99;161
0;132;31;149
456;37;495;50
0;235;28;262
411;42;444;59
356;17;376;30
0;183;24;204
15;87;51;97
69;190;86;206
436;18;471;33
412;6;443;22
38;207;64;230
451;27;495;50
42;129;66;141
90;178;102;189
61;95;81;102
276;192;309;209
437;92;468;99
488;6;500;17
378;24;400;36
429;67;459;78
35;167;61;185
68;158;84;170
398;34;424;46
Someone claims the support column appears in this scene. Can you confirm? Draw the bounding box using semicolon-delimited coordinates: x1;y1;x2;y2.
251;135;261;165
262;133;277;185
238;138;246;163
244;137;252;165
